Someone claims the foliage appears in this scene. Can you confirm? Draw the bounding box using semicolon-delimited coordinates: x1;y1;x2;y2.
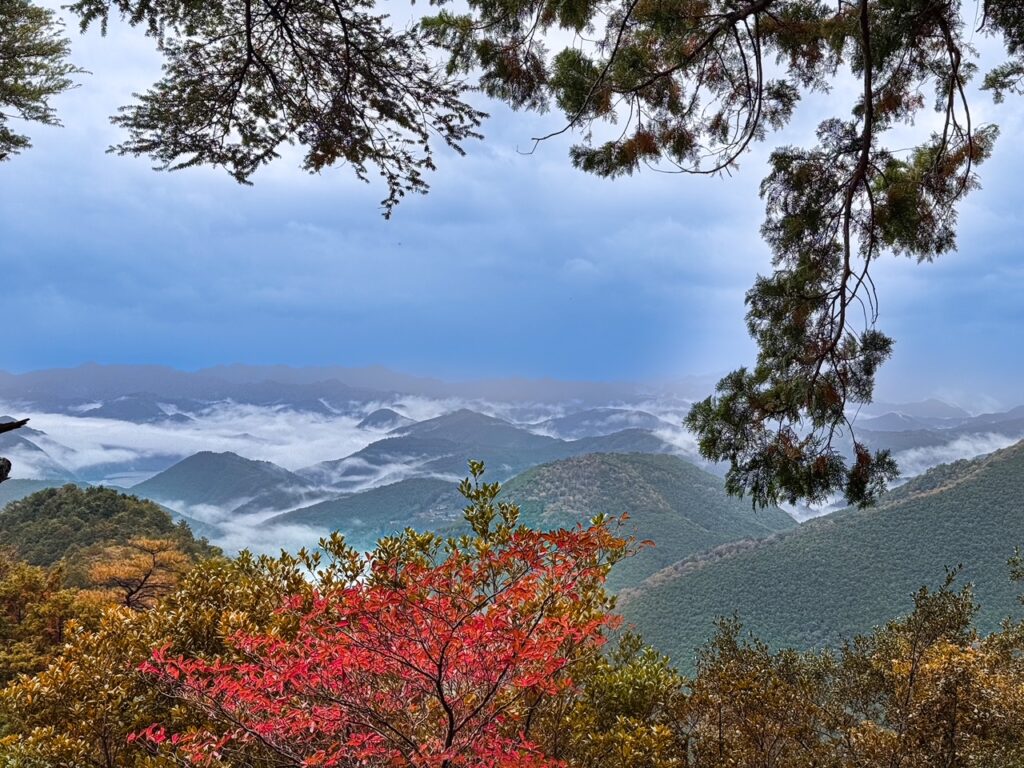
539;632;689;768
0;0;81;161
0;551;296;767
681;577;1024;767
0;607;176;768
685;619;837;767
0;552;103;687
2;463;1024;768
0;485;219;567
85;538;193;611
134;461;628;767
60;0;483;215
425;0;1022;505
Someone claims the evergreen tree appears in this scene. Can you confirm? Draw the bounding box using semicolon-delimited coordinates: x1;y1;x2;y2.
425;0;1022;506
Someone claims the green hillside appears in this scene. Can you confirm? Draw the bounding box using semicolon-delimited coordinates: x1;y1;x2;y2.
267;477;463;550
131;451;313;510
620;440;1024;670
504;454;795;590
0;485;219;566
275;453;795;590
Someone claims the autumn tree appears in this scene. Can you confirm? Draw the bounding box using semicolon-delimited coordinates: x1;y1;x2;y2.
0;551;292;767
0;552;104;686
134;461;629;767
684;619;835;767
680;573;1024;768
537;632;690;768
86;538;192;611
831;574;1024;767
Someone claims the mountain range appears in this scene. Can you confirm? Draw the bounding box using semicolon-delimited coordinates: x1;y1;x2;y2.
2;364;1022;674
1;365;1020;494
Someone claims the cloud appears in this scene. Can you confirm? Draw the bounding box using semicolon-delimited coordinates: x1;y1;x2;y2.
212;519;333;557
4;403;379;481
895;433;1024;478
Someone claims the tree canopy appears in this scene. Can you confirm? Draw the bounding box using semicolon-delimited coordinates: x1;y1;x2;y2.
0;485;219;567
0;0;80;161
3;465;1024;768
3;0;1023;504
426;0;1021;506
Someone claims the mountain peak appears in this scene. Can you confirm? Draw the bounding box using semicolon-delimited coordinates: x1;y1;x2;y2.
357;408;414;431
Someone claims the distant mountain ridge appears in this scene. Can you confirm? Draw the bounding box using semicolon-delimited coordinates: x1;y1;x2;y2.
110;410;678;546
535;408;678;439
357;408;414;431
131;451;315;511
0;363;700;410
296;410;676;490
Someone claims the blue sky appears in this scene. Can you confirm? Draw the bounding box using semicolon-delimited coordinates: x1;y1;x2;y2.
2;9;1023;407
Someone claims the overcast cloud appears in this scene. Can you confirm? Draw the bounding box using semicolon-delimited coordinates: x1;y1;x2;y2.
2;5;1023;406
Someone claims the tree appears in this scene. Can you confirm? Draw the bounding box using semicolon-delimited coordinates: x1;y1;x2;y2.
1;0;484;215
0;485;218;568
827;574;1024;767
86;538;192;611
679;573;1024;768
134;462;628;767
0;552;101;686
0;0;80;162
424;0;1021;507
0;551;293;767
684;619;835;767
537;632;690;768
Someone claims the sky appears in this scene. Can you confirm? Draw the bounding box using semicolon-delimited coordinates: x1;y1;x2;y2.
3;6;1023;408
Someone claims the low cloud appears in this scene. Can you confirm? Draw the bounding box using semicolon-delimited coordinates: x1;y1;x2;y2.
895;432;1024;477
4;402;381;482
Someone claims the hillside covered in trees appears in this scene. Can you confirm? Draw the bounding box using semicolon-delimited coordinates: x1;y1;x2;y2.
0;463;1022;768
503;453;795;590
620;440;1024;667
0;485;219;566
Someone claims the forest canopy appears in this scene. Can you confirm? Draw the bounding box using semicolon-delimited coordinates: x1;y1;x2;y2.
0;466;1023;767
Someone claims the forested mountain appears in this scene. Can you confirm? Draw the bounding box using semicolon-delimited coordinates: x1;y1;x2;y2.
503;454;795;590
620;440;1024;668
267;478;462;550
78;394;193;424
273;453;795;589
356;408;414;431
131;451;317;511
0;485;218;566
296;410;675;489
534;408;676;439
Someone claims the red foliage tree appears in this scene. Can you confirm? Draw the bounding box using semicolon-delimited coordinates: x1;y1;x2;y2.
136;464;628;768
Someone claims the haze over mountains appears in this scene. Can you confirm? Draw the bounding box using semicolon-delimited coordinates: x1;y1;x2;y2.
2;364;1023;671
1;363;1022;558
